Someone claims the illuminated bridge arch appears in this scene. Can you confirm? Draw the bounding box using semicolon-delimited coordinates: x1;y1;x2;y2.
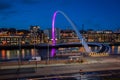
52;10;92;54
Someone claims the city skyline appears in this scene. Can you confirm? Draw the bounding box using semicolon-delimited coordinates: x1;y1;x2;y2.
0;0;120;30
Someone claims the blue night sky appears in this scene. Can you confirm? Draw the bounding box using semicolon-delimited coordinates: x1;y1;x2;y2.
0;0;120;30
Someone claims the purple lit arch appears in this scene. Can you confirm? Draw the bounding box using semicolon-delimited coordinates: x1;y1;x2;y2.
52;11;58;46
51;10;91;57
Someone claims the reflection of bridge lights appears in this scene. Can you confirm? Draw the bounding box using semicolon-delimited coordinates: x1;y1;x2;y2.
89;52;109;57
51;48;56;57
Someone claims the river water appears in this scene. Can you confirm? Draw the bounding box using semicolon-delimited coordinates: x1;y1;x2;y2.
0;46;120;61
0;46;120;80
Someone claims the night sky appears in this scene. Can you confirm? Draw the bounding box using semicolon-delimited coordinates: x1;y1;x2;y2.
0;0;120;30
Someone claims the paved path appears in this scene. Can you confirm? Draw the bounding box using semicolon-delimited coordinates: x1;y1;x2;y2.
1;55;120;79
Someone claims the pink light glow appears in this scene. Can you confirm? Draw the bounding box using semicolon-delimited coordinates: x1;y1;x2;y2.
52;11;58;46
50;48;56;57
51;11;58;57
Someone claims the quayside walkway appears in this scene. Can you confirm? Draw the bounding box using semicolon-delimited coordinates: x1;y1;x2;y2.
0;55;120;79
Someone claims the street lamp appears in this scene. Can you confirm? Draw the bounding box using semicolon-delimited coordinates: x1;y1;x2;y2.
19;37;22;64
17;36;22;77
47;38;49;64
79;69;83;80
33;27;38;70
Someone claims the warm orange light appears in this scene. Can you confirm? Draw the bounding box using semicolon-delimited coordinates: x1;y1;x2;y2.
1;50;6;59
112;46;115;54
31;49;35;56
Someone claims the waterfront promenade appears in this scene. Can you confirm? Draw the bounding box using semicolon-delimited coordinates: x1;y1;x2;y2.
1;55;120;79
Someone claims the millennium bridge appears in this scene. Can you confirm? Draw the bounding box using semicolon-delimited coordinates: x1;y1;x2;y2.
0;11;117;80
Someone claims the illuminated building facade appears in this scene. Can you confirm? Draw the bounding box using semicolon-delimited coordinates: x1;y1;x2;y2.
60;29;80;43
0;27;120;46
60;29;120;43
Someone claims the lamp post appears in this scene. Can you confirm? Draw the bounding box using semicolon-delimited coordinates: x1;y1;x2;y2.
79;69;83;80
33;27;37;70
17;36;22;79
47;38;49;64
19;37;22;64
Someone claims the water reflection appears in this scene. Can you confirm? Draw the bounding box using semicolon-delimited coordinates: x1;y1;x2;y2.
90;46;100;52
0;49;38;61
118;46;120;54
0;46;120;61
111;46;120;54
21;49;25;58
6;50;10;59
51;48;56;57
111;46;115;54
1;50;5;59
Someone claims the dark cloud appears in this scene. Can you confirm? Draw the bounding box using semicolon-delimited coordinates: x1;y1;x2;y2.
0;1;12;11
0;1;18;20
21;0;41;4
0;9;18;21
21;0;69;5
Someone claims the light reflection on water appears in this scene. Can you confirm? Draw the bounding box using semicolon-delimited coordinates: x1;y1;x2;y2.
6;50;10;59
0;46;120;80
0;49;38;61
111;46;115;54
111;46;120;54
118;46;120;54
1;50;5;59
0;46;120;61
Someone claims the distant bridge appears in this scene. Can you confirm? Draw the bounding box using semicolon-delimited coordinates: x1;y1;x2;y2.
51;10;111;56
37;42;110;54
52;10;91;56
37;42;99;48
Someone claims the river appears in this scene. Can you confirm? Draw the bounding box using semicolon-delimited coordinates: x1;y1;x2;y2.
0;46;120;80
0;46;120;61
